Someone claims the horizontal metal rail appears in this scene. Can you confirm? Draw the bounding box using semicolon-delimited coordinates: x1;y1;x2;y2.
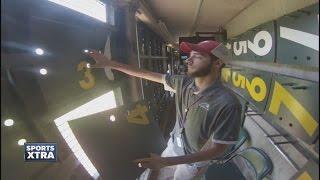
225;60;319;82
140;56;169;60
248;116;300;170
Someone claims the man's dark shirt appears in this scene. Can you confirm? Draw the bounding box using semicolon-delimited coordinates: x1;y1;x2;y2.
162;74;242;156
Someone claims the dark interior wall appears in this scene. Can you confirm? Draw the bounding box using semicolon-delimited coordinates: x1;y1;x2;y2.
1;0;128;179
2;0;172;179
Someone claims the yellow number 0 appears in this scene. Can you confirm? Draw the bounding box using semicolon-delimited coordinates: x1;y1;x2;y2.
77;61;95;90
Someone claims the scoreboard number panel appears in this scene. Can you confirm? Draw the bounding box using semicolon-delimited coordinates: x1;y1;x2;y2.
77;61;96;90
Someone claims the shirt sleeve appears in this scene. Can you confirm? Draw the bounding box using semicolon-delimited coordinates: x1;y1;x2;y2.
162;74;186;93
211;103;242;145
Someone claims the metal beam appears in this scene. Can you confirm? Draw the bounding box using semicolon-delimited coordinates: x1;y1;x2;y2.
140;56;168;60
189;0;204;36
136;0;176;46
225;60;319;82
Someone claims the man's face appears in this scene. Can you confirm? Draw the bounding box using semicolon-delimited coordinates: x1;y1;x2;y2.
186;51;213;77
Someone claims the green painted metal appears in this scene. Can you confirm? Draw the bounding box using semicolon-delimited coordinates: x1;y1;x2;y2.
229;66;248;97
232;33;251;61
221;40;234;61
223;66;272;114
224;65;319;144
223;3;319;145
228;22;275;63
276;4;319;68
264;74;319;144
290;160;319;180
243;69;273;113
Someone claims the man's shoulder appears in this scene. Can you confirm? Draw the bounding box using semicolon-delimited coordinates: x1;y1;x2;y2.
180;76;194;86
210;86;241;108
166;74;189;83
222;88;241;105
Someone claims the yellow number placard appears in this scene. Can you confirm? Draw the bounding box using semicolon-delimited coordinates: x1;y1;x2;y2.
231;71;267;102
224;68;318;138
246;77;267;102
77;61;95;90
221;68;231;83
297;171;312;180
127;104;150;125
268;81;318;137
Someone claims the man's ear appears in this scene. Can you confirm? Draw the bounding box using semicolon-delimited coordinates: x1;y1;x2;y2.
215;59;225;69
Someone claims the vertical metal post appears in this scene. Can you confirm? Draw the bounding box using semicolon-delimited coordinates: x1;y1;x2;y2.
135;20;145;100
123;1;143;102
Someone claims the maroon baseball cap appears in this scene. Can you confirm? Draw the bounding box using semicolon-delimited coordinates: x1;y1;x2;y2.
180;40;228;60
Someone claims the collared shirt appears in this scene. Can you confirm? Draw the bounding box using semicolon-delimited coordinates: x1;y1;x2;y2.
162;74;242;156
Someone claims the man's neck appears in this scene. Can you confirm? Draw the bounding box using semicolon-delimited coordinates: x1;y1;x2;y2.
195;73;219;92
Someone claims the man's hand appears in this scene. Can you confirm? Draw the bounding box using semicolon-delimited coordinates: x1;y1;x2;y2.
84;50;164;84
133;153;169;170
85;50;115;68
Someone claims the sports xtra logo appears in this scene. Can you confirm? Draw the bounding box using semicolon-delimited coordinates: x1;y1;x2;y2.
24;143;57;162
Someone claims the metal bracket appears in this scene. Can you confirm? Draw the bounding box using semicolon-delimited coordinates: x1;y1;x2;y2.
265;134;289;138
248;117;300;170
265;133;300;169
140;56;168;60
246;110;256;113
297;10;311;15
281;82;296;86
291;86;308;90
284;15;299;19
245;113;264;116
273;140;297;145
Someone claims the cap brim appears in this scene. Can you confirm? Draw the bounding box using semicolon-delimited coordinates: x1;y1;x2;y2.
180;42;207;54
210;43;229;60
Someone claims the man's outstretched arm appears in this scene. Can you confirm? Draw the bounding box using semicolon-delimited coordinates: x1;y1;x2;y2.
133;142;228;170
86;50;164;84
